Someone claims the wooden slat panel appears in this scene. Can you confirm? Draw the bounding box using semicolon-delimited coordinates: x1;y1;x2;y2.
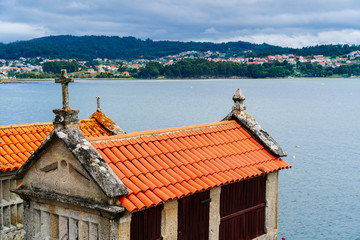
220;206;265;240
220;176;265;216
220;176;266;240
131;205;162;240
178;190;210;240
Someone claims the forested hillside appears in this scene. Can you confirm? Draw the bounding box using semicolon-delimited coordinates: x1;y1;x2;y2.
0;35;359;60
0;35;284;60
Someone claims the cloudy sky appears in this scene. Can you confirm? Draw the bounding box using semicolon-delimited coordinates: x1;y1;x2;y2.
1;0;360;47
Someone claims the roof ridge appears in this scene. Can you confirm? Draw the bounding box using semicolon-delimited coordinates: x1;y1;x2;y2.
0;118;102;130
89;120;237;144
0;122;53;129
80;118;96;122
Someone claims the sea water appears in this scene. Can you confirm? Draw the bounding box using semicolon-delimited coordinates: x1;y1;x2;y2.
1;78;359;239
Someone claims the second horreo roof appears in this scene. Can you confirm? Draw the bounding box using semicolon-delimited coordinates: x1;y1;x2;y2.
90;120;290;212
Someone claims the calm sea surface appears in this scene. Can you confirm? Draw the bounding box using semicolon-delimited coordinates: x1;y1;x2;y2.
1;78;359;239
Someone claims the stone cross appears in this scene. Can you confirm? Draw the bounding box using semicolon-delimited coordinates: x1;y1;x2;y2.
55;69;74;111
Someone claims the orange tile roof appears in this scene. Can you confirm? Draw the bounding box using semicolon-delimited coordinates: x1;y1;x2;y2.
0;118;113;172
90;120;290;212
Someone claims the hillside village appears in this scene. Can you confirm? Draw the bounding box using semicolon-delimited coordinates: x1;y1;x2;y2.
1;50;360;79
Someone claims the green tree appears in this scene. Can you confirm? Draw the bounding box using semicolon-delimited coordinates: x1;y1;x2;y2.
42;61;79;74
137;62;163;78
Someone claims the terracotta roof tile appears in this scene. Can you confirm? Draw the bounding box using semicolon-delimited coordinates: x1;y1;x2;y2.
130;176;149;192
0;116;117;172
159;169;177;185
160;186;177;199
115;162;134;178
192;162;210;176
22;143;33;152
88;120;290;212
165;139;182;152
109;163;126;180
103;148;120;164
180;181;198;193
145;173;164;188
124;161;142;176
174;182;191;195
171;166;191;181
187;179;203;191
132;159;150;175
178;137;194;149
128;194;146;209
152;155;170;170
158;154;176;168
126;145;143;159
133;144;150;158
3;145;14;155
159;140;176;153
194;177;210;189
166;185;184;198
122;178;141;193
144;190;163;205
202;159;221;173
179;165;197;179
147;142;163;155
153;141;170;154
200;175;216;187
140;143;157;157
153;172;171;186
145;156;163;172
138;174;157;190
109;147;128;162
197;161;215;175
212;172;228;183
0;147;7;155
119;146;135;160
172;152;188;166
153;188;171;201
138;158;157;173
119;196;137;212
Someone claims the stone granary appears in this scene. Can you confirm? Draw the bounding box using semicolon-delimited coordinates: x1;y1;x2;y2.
12;72;290;240
0;71;124;239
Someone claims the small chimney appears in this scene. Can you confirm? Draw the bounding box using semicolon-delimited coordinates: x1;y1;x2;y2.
232;88;246;112
53;69;79;129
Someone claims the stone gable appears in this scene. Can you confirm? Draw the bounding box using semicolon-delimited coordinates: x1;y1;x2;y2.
23;137;108;203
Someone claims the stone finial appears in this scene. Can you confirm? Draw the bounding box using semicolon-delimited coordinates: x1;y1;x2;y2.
53;109;80;130
55;69;74;111
96;96;101;112
232;88;246;112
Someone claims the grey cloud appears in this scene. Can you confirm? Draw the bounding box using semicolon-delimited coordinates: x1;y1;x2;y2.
1;0;360;46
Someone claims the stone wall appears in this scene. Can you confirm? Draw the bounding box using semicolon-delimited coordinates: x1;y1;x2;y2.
253;230;278;240
254;171;280;240
22;199;119;240
161;199;178;240
209;187;221;240
118;211;131;240
1;229;24;240
0;173;23;240
265;171;279;234
22;138;108;204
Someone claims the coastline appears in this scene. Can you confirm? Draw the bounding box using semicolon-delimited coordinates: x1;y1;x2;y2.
1;75;359;83
1;78;133;83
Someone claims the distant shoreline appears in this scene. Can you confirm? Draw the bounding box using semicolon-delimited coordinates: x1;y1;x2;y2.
1;75;359;83
1;78;133;83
